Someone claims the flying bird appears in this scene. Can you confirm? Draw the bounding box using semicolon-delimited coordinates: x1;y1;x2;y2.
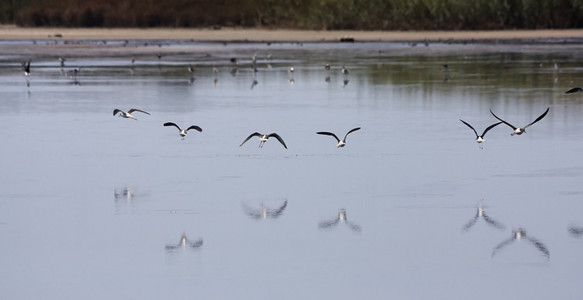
462;202;505;231
163;122;202;140
113;108;150;120
566;87;583;94
490;107;549;136
492;228;550;259
240;132;287;149
165;233;203;250
459;120;502;147
317;127;361;148
242;200;288;220
319;209;361;233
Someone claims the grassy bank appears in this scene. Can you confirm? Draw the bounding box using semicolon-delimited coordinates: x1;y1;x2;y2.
2;0;583;30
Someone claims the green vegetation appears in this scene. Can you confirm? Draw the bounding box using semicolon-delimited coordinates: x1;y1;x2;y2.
1;0;583;30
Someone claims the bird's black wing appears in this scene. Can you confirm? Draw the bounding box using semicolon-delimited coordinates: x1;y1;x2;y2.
526;237;550;258
523;107;549;130
318;219;340;229
481;122;503;137
482;213;506;230
271;200;288;217
189;239;203;248
491;237;515;257
462;213;479;231
186;125;202;132
113;109;124;116
566;87;583;94
343;127;361;141
568;227;583;237
345;221;362;233
490;109;517;130
163;122;181;131
459;119;478;138
128;108;150;115
268;133;287;149
317;131;341;143
240;132;261;147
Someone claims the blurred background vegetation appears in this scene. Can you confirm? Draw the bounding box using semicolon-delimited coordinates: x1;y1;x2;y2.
1;0;583;29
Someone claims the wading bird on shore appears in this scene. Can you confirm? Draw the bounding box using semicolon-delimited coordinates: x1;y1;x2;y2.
459;120;502;148
163;122;202;140
240;132;287;149
22;59;31;76
317;127;361;148
113;108;150;120
490;107;549;136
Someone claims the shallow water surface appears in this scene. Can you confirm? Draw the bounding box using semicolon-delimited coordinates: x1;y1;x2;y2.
1;41;583;299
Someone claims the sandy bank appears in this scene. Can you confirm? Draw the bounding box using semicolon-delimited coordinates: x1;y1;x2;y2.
2;26;583;42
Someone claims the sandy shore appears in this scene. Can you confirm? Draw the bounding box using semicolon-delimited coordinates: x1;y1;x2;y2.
2;26;583;42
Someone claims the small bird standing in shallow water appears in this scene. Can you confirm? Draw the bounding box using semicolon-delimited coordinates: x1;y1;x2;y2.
490;107;549;136
113;108;150;120
163;122;202;140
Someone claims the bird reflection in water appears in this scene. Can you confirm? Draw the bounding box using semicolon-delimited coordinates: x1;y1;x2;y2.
462;202;505;231
242;199;287;220
568;226;583;237
492;228;550;259
165;233;203;251
319;209;361;233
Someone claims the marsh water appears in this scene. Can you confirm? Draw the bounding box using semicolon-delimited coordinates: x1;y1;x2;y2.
1;39;583;299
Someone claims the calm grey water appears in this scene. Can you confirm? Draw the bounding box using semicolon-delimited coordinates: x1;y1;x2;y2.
1;40;583;299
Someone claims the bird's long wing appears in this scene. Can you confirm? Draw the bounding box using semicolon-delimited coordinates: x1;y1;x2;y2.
317;131;340;143
482;213;506;230
522;107;549;130
526;237;550;258
481;122;503;137
165;244;180;250
459;119;478;138
268;133;287;149
240;132;261;147
462;213;479;231
271;200;288;217
189;239;203;248
128;108;150;115
241;203;262;219
491;237;515;257
343;127;361;141
113;109;124;116
490;110;518;130
186;125;202;132
163;122;181;131
345;221;362;233
566;87;583;94
568;227;583;237
319;219;340;229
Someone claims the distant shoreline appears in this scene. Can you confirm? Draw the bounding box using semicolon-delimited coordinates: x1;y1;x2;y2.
2;26;583;42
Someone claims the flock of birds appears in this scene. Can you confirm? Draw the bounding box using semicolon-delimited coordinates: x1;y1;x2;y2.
113;107;362;148
20;53;583;256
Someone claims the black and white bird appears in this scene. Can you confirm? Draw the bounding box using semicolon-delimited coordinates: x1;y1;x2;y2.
459;120;502;147
566;87;583;94
242;200;288;220
22;59;31;76
462;202;505;231
165;233;203;250
113;108;150;120
319;209;361;233
240;132;287;149
490;107;549;136
492;228;550;259
163;122;202;140
317;127;361;148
